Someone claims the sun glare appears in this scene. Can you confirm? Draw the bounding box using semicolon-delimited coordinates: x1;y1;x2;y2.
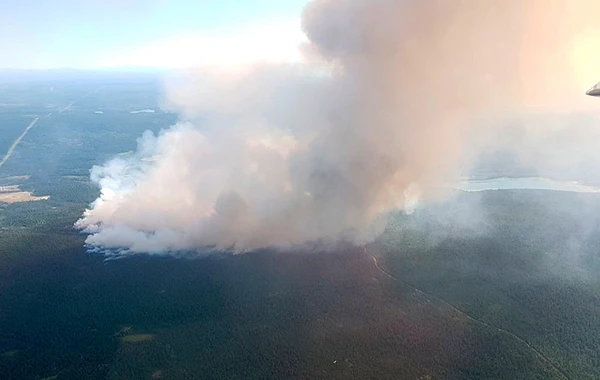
98;18;307;69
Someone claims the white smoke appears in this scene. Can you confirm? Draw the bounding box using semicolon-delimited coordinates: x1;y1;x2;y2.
76;0;600;254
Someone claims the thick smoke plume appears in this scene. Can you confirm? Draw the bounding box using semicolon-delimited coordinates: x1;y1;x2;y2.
76;0;600;253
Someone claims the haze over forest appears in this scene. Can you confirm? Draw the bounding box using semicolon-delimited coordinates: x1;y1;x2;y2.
2;1;600;379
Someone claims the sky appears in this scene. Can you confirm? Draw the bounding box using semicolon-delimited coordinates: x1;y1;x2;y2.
0;0;309;69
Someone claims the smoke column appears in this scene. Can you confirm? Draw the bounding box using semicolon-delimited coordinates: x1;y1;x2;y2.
76;0;600;254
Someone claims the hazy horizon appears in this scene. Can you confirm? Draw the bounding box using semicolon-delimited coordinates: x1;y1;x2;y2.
1;0;308;70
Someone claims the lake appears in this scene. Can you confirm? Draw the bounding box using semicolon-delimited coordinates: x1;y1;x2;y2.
457;177;600;193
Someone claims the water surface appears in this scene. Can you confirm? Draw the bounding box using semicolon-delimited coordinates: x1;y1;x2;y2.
458;177;600;193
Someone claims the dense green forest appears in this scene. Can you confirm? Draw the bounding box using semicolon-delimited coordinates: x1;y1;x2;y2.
1;77;599;379
4;189;598;379
378;190;600;379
